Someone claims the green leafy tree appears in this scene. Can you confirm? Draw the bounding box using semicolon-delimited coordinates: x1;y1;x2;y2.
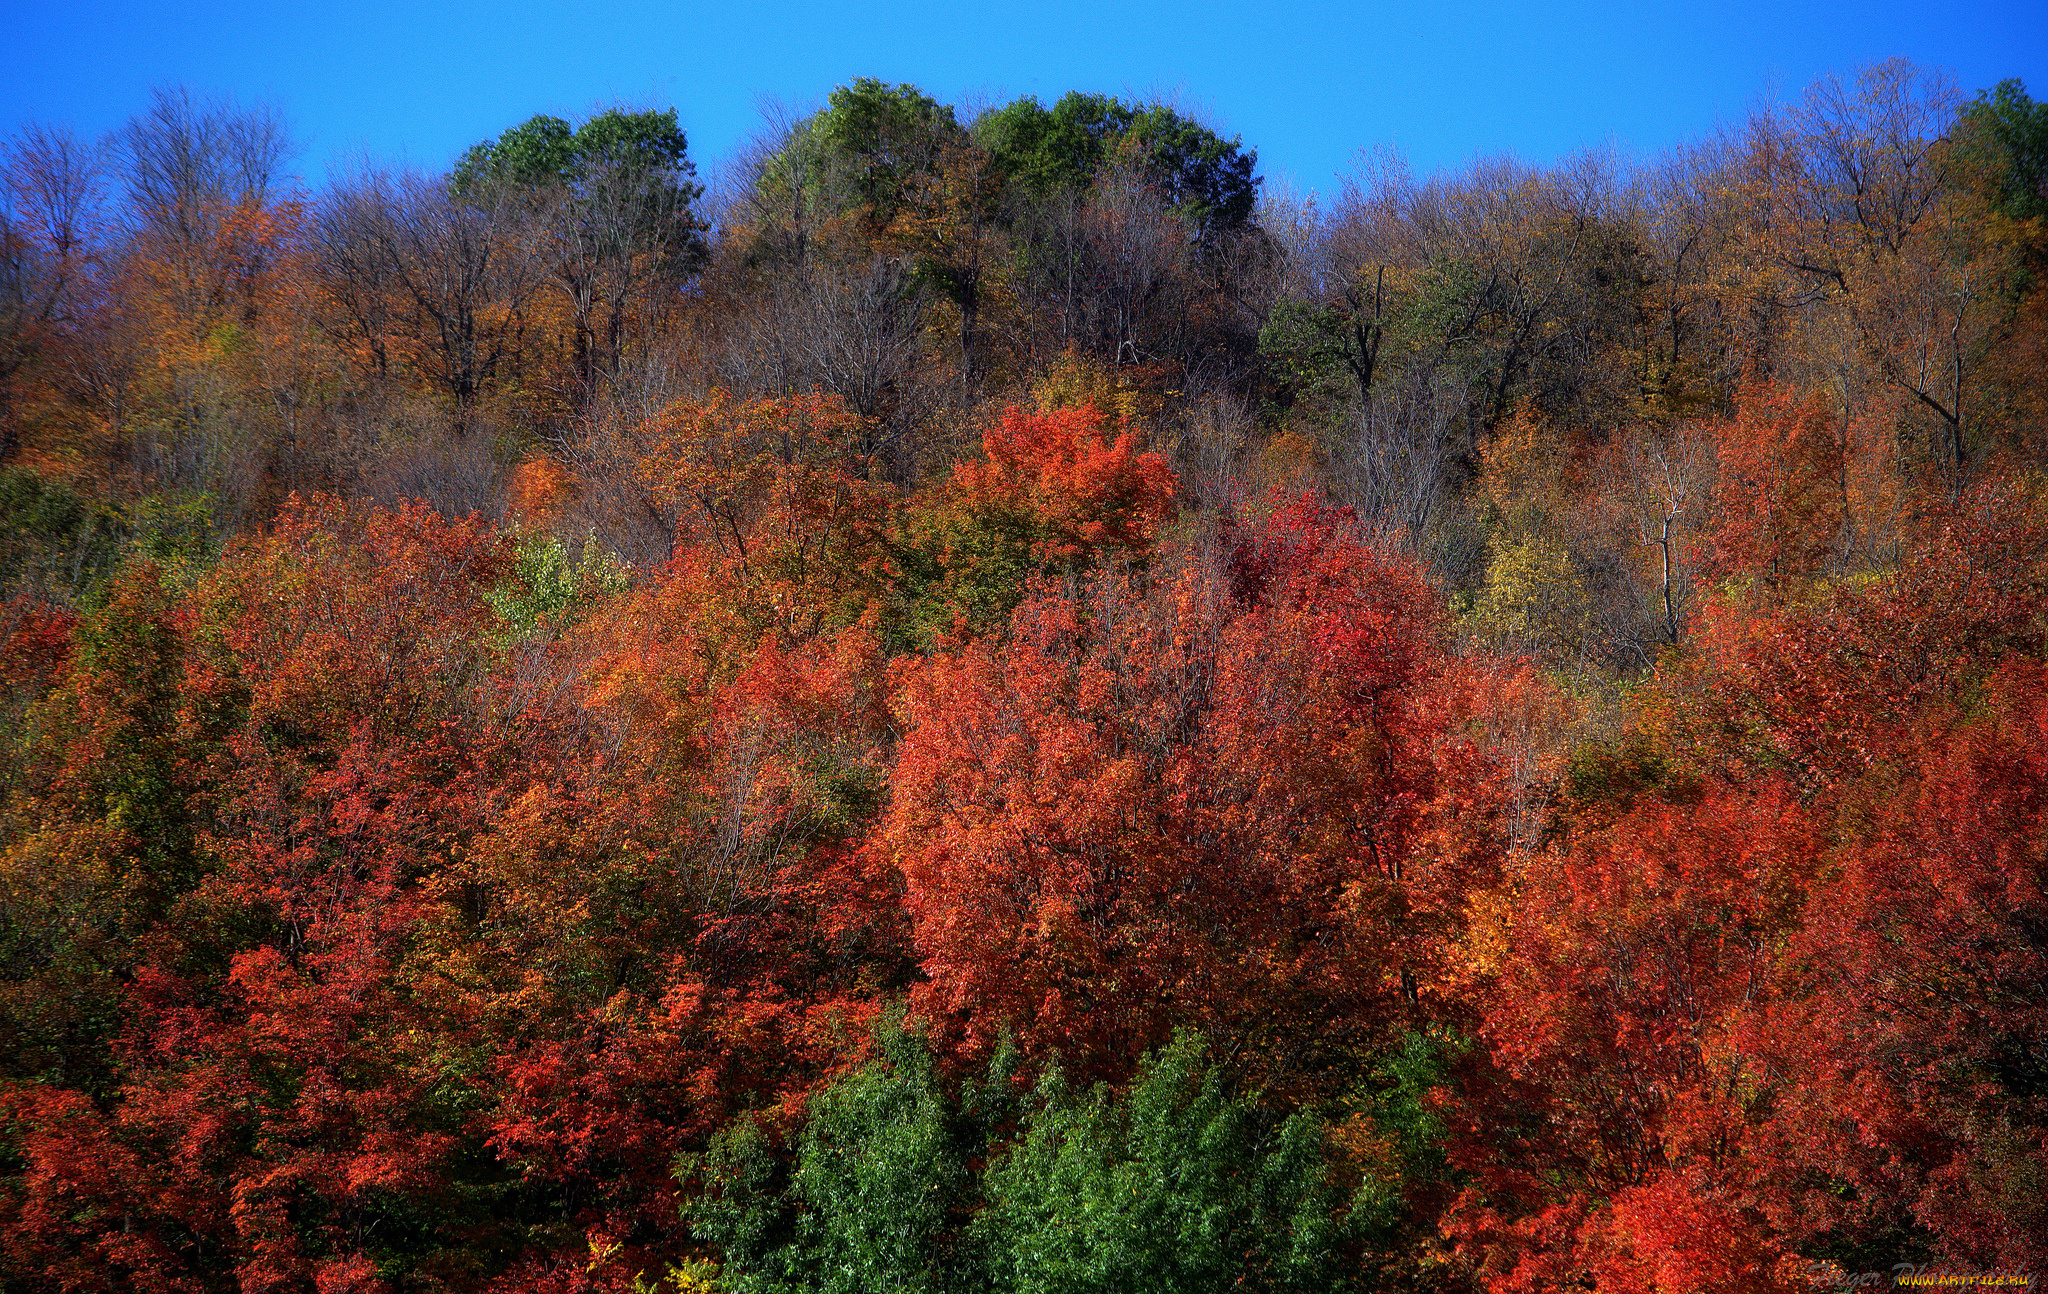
742;80;965;246
977;92;1260;236
452;107;699;209
687;1019;1010;1294
0;469;128;601
1956;79;2048;227
975;1032;1368;1294
689;1025;1383;1294
815;80;964;233
453;107;708;398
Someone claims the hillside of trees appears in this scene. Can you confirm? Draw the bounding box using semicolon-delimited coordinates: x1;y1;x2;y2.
0;62;2044;1293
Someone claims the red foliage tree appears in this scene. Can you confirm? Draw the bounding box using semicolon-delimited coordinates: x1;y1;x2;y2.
3;498;538;1292
1762;656;2048;1270
1448;479;2048;1289
1444;780;1823;1293
1654;480;2047;795
1700;381;1850;597
880;496;1502;1087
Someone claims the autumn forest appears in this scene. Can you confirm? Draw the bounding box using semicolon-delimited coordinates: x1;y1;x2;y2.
0;61;2045;1293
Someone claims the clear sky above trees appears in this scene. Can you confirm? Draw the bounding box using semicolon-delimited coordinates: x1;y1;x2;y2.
1;0;2042;194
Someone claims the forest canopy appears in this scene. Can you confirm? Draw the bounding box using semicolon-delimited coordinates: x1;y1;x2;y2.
0;61;2045;1294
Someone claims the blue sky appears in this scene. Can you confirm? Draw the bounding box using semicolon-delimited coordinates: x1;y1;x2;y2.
3;0;2043;198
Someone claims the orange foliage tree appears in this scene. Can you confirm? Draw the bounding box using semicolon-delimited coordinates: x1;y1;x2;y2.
892;401;1175;644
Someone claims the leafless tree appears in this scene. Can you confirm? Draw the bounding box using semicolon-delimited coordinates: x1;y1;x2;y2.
0;124;103;459
722;251;929;474
1771;61;1989;478
1587;422;1715;661
315;170;540;426
112;86;292;329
